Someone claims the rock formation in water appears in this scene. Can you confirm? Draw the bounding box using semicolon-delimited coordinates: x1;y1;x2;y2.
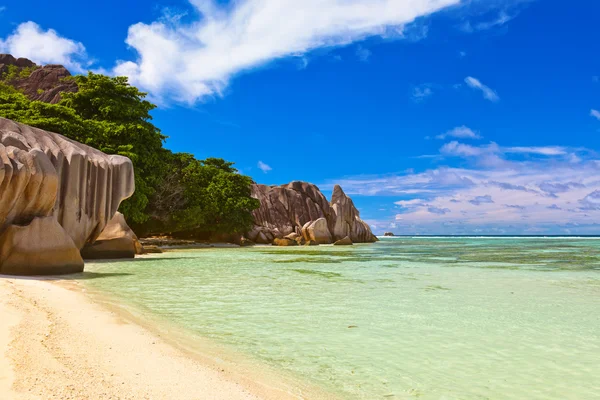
81;212;143;259
333;236;353;246
0;54;78;104
246;181;377;244
0;118;135;274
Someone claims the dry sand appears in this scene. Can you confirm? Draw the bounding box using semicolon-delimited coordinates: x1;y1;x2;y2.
0;277;305;400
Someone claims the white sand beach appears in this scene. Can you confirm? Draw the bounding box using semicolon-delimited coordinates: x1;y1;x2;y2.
0;277;302;400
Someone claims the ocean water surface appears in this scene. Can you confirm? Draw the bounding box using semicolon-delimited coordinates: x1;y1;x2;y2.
83;237;600;399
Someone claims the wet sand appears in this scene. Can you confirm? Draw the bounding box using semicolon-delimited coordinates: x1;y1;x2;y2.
0;277;301;400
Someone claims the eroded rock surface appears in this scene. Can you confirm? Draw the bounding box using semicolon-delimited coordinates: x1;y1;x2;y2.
247;181;377;245
333;236;353;246
0;216;84;275
81;212;142;260
301;218;333;244
0;118;135;274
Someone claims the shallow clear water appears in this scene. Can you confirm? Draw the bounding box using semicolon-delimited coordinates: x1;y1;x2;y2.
84;238;600;399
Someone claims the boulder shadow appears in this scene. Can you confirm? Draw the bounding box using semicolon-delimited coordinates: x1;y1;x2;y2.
0;271;133;280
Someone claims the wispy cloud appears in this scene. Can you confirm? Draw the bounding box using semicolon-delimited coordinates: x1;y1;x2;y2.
505;146;568;156
110;0;460;104
257;161;272;173
411;84;433;102
461;10;515;32
591;109;600;120
326;138;598;234
0;21;88;72
464;76;499;102
436;125;481;140
469;194;494;205
355;45;372;62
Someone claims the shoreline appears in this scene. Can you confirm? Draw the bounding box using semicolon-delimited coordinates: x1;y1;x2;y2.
0;276;319;400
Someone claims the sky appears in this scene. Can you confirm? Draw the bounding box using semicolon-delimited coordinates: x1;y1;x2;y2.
1;0;599;235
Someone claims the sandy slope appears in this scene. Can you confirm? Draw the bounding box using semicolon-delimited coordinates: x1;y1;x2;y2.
0;277;302;400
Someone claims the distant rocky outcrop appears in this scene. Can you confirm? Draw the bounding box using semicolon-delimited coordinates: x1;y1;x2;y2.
246;181;377;245
384;232;395;237
0;54;78;103
0;118;134;275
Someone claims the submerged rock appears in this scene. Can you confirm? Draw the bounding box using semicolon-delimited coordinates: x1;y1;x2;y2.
0;118;135;274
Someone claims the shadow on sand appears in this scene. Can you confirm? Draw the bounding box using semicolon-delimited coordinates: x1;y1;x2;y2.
0;271;133;281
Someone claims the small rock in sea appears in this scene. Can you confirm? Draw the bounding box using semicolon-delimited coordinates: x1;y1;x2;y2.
240;237;255;247
348;325;358;328
273;238;297;246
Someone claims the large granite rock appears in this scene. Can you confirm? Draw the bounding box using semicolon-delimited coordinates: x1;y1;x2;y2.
0;54;78;104
80;212;142;259
333;236;353;246
247;181;377;244
301;218;333;244
330;185;377;243
0;118;135;274
0;216;84;275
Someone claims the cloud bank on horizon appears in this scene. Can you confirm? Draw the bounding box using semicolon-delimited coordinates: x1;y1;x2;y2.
332;138;600;235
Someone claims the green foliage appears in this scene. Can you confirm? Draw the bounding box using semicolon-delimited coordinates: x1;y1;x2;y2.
0;72;259;237
141;152;259;235
0;65;19;81
0;64;38;82
19;66;38;78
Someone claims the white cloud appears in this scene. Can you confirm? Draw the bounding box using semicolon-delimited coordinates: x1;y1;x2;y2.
591;109;600;120
112;0;460;104
474;10;514;30
464;76;499;102
411;84;433;102
0;22;88;72
440;141;498;157
355;45;372;62
327;139;598;234
257;161;272;173
505;146;567;156
436;125;481;140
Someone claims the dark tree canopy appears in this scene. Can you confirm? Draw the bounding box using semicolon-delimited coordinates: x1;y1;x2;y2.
0;71;259;237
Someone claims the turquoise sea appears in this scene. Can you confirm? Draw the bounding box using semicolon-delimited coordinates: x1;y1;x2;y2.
83;237;600;399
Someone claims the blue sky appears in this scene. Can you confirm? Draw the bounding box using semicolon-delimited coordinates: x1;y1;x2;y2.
1;0;599;234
